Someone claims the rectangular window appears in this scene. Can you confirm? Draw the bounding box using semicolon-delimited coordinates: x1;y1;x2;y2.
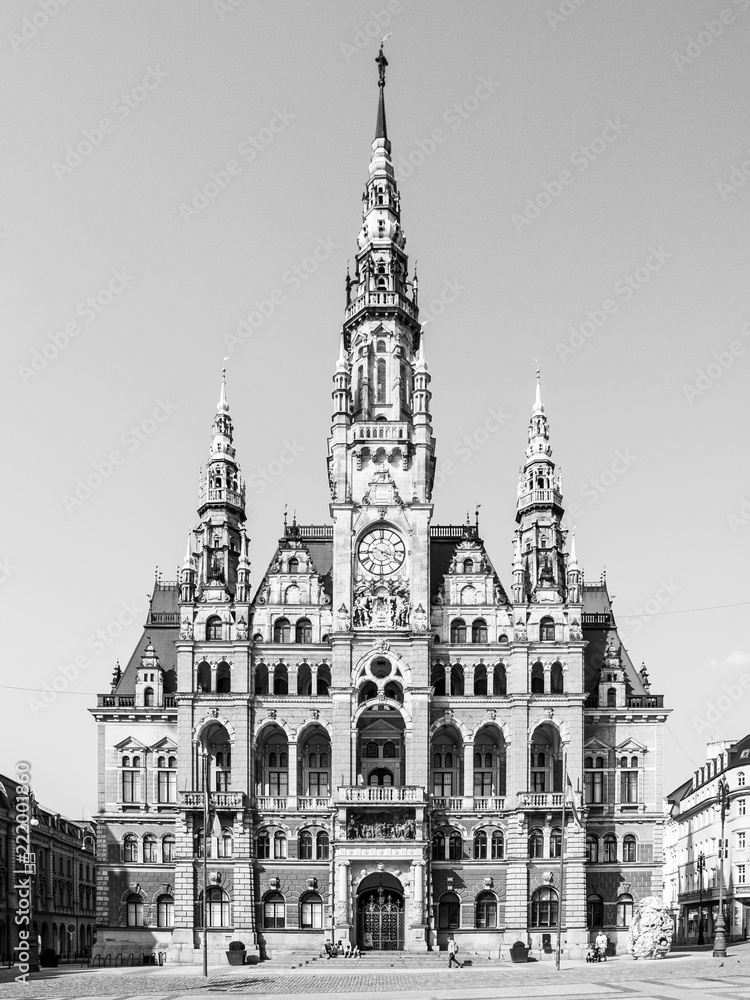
739;798;746;816
532;771;546;792
584;771;604;804
738;832;746;850
308;772;329;796
301;901;323;929
215;771;229;792
620;771;638;803
269;772;288;796
738;865;746;885
474;772;492;796
158;771;177;803
433;772;453;796
122;771;141;803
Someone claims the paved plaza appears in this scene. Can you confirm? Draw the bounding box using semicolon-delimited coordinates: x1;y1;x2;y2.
1;947;749;1000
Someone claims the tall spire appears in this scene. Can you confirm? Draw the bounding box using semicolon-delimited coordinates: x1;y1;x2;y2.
375;43;388;141
218;364;229;414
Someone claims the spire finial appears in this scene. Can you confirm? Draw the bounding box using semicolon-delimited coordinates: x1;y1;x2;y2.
218;359;230;413
533;360;543;414
375;41;389;140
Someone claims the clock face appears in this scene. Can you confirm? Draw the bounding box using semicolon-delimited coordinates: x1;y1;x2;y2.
357;528;406;576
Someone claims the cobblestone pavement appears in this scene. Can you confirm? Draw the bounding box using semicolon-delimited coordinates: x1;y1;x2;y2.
1;951;749;1000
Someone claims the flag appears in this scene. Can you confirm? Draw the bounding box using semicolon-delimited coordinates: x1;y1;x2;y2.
211;811;222;839
566;773;582;828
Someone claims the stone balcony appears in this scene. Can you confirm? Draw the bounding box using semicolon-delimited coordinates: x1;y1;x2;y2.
517;791;564;809
337;785;426;805
431;795;506;812
179;791;245;810
255;795;333;812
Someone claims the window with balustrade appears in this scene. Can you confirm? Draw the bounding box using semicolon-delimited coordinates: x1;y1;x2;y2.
433;747;459;797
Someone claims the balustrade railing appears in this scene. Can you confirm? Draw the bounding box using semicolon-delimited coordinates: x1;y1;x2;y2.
517;791;564;808
338;785;425;804
179;791;244;809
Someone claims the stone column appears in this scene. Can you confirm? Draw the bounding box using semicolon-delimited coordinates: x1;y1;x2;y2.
288;741;298;806
335;859;350;928
411;860;425;925
463;742;474;806
464;662;475;696
288;662;298;697
310;663;319;697
543;663;551;694
444;663;452;696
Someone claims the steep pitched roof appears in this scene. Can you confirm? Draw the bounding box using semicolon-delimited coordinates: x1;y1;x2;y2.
112;582;179;696
582;581;648;697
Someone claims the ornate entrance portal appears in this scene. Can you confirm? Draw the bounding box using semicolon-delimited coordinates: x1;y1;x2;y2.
356;874;405;951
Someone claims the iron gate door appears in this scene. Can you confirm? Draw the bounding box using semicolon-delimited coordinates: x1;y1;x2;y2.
358;889;404;950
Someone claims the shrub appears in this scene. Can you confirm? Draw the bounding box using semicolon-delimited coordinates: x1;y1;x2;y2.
228;941;246;951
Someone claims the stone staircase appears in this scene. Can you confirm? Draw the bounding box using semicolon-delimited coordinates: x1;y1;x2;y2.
261;950;491;970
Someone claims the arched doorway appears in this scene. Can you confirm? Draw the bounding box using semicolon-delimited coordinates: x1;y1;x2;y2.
356;872;404;951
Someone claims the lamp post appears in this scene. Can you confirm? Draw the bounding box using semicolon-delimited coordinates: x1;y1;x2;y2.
713;776;730;958
697;851;706;945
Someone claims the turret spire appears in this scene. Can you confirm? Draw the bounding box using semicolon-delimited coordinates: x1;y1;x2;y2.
375;43;388;141
218;365;229;414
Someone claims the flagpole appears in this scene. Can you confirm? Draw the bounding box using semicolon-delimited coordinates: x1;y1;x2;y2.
203;749;209;979
555;753;567;972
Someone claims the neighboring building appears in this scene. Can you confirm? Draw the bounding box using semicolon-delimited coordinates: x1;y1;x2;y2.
90;50;669;964
0;774;97;962
665;735;750;944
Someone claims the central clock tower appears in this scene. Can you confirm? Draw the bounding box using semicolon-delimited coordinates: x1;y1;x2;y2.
327;47;435;634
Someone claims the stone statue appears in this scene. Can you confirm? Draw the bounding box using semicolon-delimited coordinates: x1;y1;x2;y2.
236;617;248;640
514;619;527;641
336;604;351;631
411;604;428;631
570;619;582;640
627;896;674;960
180;619;193;640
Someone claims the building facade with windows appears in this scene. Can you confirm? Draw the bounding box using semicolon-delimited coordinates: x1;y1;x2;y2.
90;51;669;964
0;774;96;964
665;735;750;944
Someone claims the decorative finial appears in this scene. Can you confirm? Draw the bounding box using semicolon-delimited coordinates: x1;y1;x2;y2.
375;43;389;140
533;361;543;414
376;42;388;88
218;362;229;413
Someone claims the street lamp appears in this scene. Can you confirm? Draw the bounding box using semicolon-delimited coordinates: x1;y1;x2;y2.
713;776;730;958
697;851;706;945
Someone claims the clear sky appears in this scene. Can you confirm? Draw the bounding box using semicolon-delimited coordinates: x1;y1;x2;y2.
1;0;748;818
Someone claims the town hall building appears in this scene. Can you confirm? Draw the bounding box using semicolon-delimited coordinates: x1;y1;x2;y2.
90;49;669;964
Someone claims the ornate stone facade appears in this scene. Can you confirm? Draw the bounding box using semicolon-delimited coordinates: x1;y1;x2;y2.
90;48;669;964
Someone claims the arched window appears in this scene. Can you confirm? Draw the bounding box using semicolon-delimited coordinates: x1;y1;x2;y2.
273;831;287;859
472;619;488;643
616;893;634;926
365;741;379;758
257;830;270;860
475;891;497;929
376;359;386;403
206;616;222;641
123;835;138;863
474;830;487;860
550;828;563;859
473;663;488;696
603;834;617;863
143;835;157;863
450;619;466;644
217;829;233;858
162;835;175;863
438;891;460;930
607;687;617;707
201;887;230;928
448;831;463;861
493;662;507;696
586;834;599;864
126;893;143;927
288;557;299;573
491;830;504;860
295;618;312;643
432;831;445;859
368;768;393;786
463;558;474;573
550;662;564;694
215;661;231;694
623;834;637;863
144;687;154;706
738;772;746;787
299;830;313;861
300;891;323;929
530;886;558;928
530;661;544;694
587;894;603;928
197;661;211;693
264;891;285;929
157;894;174;928
528;828;544;858
273;618;291;643
540;617;555;642
383;741;396;759
316;831;330;860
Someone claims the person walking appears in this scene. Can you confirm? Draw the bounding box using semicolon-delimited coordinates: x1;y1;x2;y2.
447;934;463;969
595;930;608;961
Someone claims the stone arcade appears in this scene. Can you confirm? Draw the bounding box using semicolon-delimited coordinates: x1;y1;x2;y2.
90;49;669;964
